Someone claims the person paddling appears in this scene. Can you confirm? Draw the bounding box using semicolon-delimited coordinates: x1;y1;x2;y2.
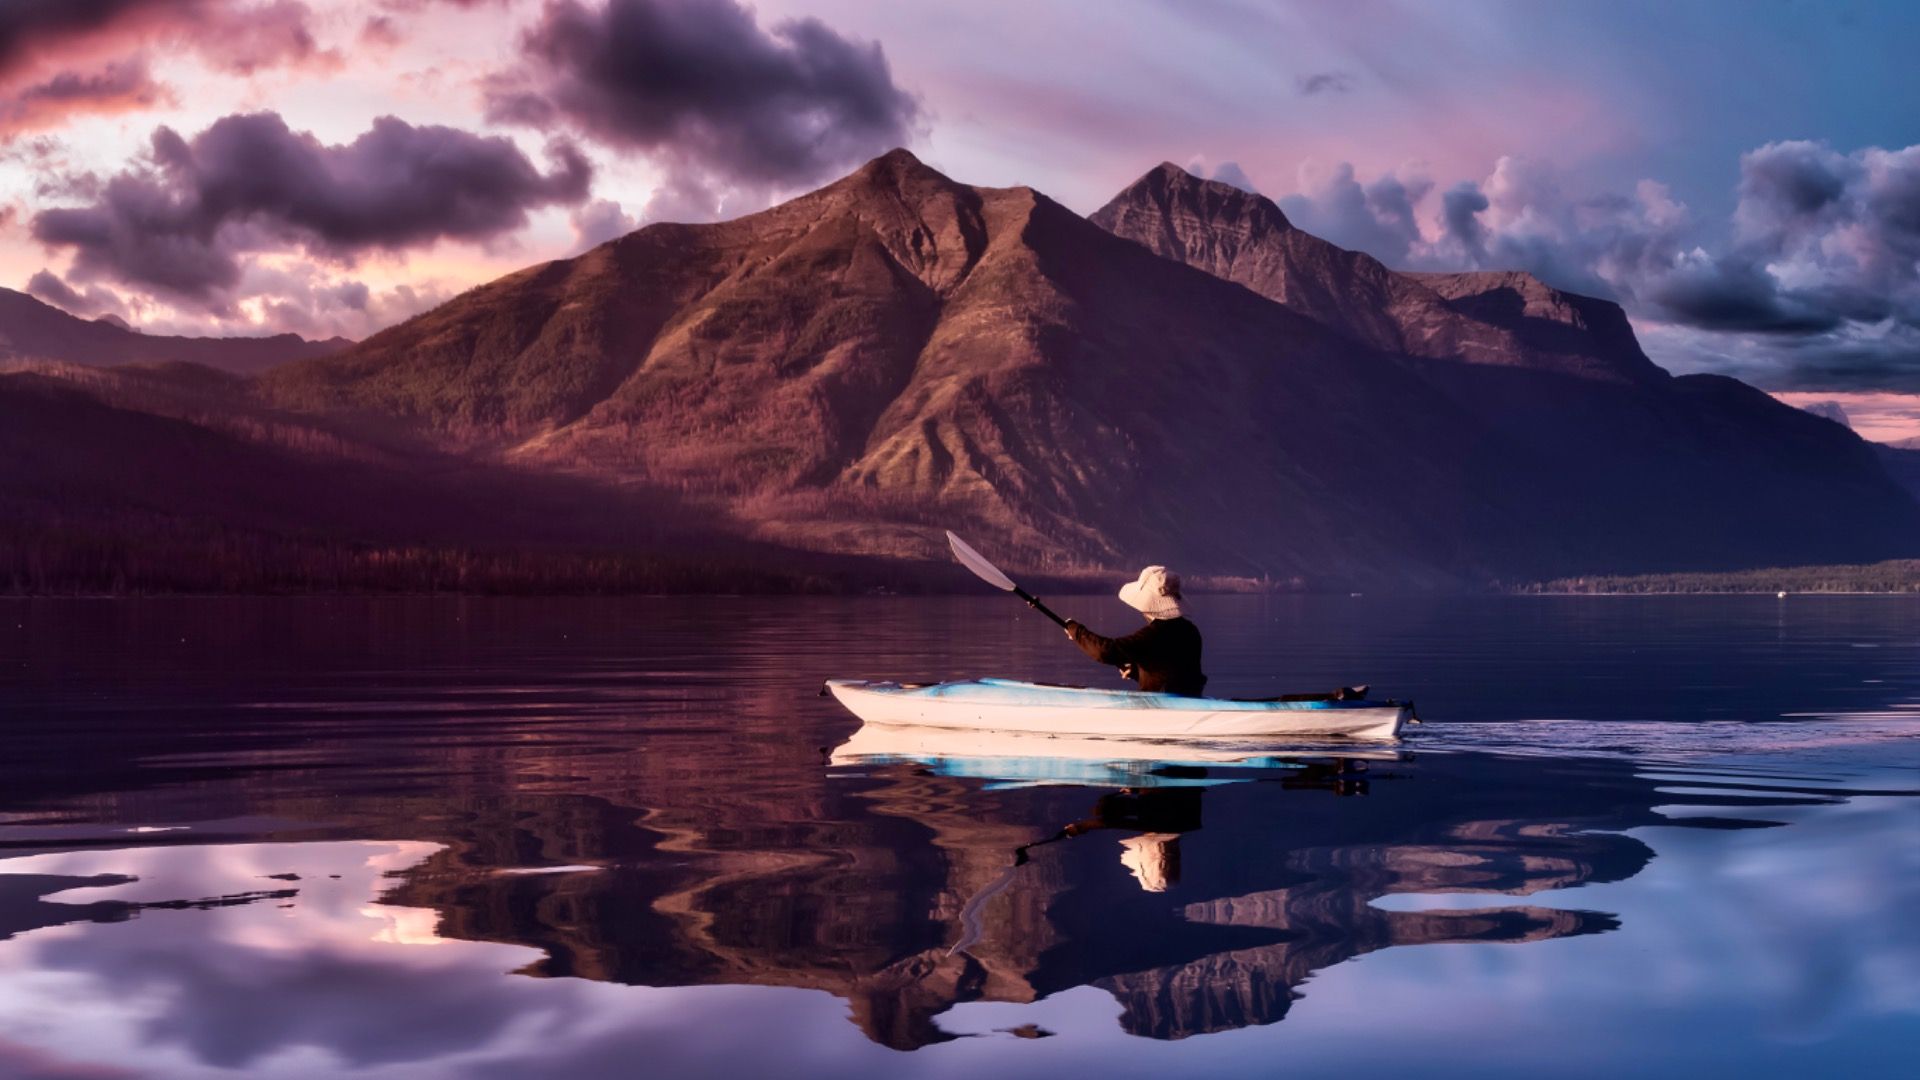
1063;566;1207;697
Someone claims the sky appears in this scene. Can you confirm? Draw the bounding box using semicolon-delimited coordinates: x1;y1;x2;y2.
2;0;1918;396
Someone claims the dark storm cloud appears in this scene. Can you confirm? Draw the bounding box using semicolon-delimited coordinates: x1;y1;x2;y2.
1296;71;1354;96
1640;142;1920;385
1644;254;1841;334
1402;141;1920;388
483;0;919;217
31;112;592;305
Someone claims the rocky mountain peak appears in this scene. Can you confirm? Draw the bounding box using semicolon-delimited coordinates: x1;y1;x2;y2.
1091;163;1294;268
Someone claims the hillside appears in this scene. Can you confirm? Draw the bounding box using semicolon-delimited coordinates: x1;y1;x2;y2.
0;288;349;374
0;371;842;594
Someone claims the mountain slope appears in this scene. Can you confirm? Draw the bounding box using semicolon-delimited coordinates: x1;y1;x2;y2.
0;288;348;374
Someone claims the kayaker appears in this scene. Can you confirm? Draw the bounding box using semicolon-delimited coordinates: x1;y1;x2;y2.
1063;566;1207;696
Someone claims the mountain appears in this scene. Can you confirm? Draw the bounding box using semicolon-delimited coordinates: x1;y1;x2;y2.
1089;163;1920;578
1089;164;1663;386
1794;399;1851;427
11;150;1920;591
0;288;349;374
1876;443;1920;503
263;149;1515;582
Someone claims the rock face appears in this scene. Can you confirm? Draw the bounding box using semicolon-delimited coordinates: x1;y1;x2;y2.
18;149;1920;588
0;288;348;374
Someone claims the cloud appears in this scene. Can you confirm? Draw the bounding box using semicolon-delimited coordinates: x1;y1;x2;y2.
1437;181;1490;263
1270;141;1920;388
1278;162;1432;264
0;1;204;76
30;112;592;310
0;57;170;136
359;15;402;49
0;2;336;136
1297;71;1354;96
1642;250;1840;334
483;0;920;220
569;198;636;249
193;1;338;76
1638;142;1920;386
239;264;455;340
0;1;331;77
1209;161;1257;193
1181;156;1258;194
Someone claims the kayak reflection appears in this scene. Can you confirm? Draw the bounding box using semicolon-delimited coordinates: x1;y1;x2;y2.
828;719;1398;790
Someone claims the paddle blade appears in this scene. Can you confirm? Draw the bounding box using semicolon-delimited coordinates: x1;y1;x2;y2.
946;531;1017;592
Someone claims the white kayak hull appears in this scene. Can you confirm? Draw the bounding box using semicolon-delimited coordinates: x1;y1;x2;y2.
825;678;1409;740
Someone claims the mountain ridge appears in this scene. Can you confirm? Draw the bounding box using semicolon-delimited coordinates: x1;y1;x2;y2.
10;149;1919;591
0;288;350;374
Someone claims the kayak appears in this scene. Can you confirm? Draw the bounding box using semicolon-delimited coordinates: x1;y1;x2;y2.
824;678;1411;740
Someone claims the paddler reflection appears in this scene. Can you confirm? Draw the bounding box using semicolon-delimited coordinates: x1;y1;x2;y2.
1035;787;1202;892
1018;759;1372;892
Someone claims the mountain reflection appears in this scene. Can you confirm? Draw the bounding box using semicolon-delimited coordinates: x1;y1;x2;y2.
351;744;1670;1050
0;724;1868;1070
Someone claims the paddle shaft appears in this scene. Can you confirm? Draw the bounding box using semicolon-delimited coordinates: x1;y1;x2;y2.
1012;586;1070;630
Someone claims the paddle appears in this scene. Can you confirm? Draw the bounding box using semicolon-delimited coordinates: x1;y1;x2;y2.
945;531;1070;629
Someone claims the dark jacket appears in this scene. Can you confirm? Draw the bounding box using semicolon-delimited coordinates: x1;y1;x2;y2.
1067;616;1207;697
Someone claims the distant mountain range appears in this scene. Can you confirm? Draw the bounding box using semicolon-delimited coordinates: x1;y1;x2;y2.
6;150;1918;593
0;288;349;374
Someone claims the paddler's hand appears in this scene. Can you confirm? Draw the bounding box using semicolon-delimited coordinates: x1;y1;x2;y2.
1063;619;1081;640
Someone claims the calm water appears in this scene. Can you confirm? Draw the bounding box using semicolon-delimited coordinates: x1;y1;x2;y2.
1;595;1916;1078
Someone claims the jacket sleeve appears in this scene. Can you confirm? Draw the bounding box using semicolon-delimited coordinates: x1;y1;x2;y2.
1070;621;1151;666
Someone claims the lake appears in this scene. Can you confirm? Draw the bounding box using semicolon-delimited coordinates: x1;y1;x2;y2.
1;595;1916;1078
